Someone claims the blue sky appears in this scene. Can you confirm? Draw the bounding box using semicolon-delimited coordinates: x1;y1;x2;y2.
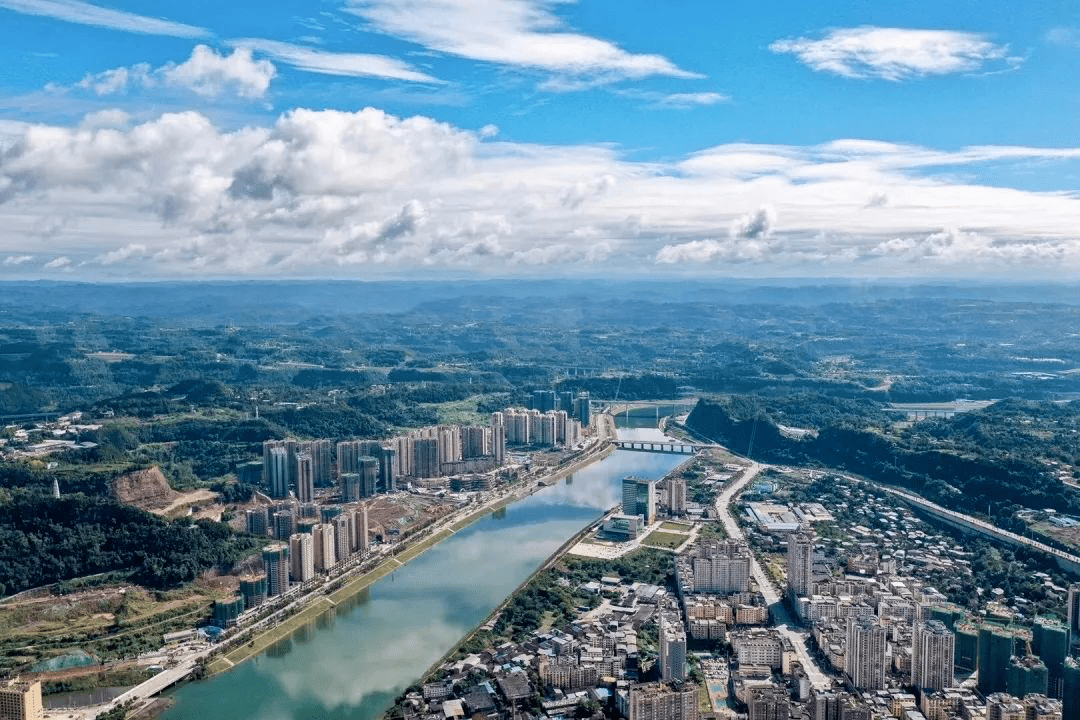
0;0;1079;279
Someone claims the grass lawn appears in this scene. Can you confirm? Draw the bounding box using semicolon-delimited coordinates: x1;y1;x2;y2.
641;531;688;550
659;521;692;532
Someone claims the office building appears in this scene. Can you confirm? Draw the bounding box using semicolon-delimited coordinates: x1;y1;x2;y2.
245;507;269;537
659;617;687;682
0;680;43;720
289;533;314;583
623;476;657;525
313;523;335;572
787;530;814;598
295;452;314;503
626;682;698;720
668;478;687;516
911;620;955;691
262;544;289;596
845;616;886;691
1007;655;1049;699
748;687;790;720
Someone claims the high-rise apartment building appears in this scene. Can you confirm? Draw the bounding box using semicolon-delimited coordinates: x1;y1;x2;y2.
1063;658;1080;720
334;515;351;566
245;506;269;536
289;533;314;583
298;439;332;487
748;687;790;720
787;530;814;598
911;620;955;691
684;539;752;594
845;616;887;691
626;683;698;720
668;478;687;516
659;616;687;682
264;442;292;498
1033;619;1068;698
1068;584;1080;646
979;627;1027;696
1007;656;1049;699
313;523;335;572
262;544;289;596
295;452;314;503
272;509;295;540
0;679;43;720
353;505;369;554
412;438;440;478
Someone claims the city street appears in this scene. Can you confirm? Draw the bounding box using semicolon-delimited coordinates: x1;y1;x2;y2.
714;461;833;690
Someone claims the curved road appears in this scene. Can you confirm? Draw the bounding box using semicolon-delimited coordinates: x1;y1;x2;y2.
714;461;833;690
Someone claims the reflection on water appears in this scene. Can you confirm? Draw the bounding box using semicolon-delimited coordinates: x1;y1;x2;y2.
164;447;683;720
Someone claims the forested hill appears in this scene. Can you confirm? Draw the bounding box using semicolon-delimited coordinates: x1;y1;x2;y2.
685;396;1080;531
0;494;260;597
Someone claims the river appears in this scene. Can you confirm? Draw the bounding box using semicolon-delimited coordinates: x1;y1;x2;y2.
163;421;682;720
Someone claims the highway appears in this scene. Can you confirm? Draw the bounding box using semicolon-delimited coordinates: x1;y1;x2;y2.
714;461;833;691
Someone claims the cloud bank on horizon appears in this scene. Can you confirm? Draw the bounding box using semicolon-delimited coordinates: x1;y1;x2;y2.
0;0;1077;279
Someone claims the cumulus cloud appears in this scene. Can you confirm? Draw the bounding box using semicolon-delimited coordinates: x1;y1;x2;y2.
229;39;440;83
731;206;775;240
345;0;699;82
2;108;1080;277
0;0;207;37
42;255;71;269
770;26;1019;80
655;206;775;264
78;45;276;99
3;254;34;265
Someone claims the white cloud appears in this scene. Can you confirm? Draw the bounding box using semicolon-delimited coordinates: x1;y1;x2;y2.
1047;27;1080;46
770;26;1019;80
78;45;276;99
655;206;775;264
655;92;730;109
0;0;207;37
43;255;71;269
3;254;34;265
345;0;699;81
229;39;439;83
2;108;1080;278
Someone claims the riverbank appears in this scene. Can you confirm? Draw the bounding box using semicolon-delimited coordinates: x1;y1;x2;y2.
201;432;617;678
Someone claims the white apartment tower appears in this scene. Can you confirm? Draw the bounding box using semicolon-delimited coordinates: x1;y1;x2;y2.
911;620;955;691
845;616;887;691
